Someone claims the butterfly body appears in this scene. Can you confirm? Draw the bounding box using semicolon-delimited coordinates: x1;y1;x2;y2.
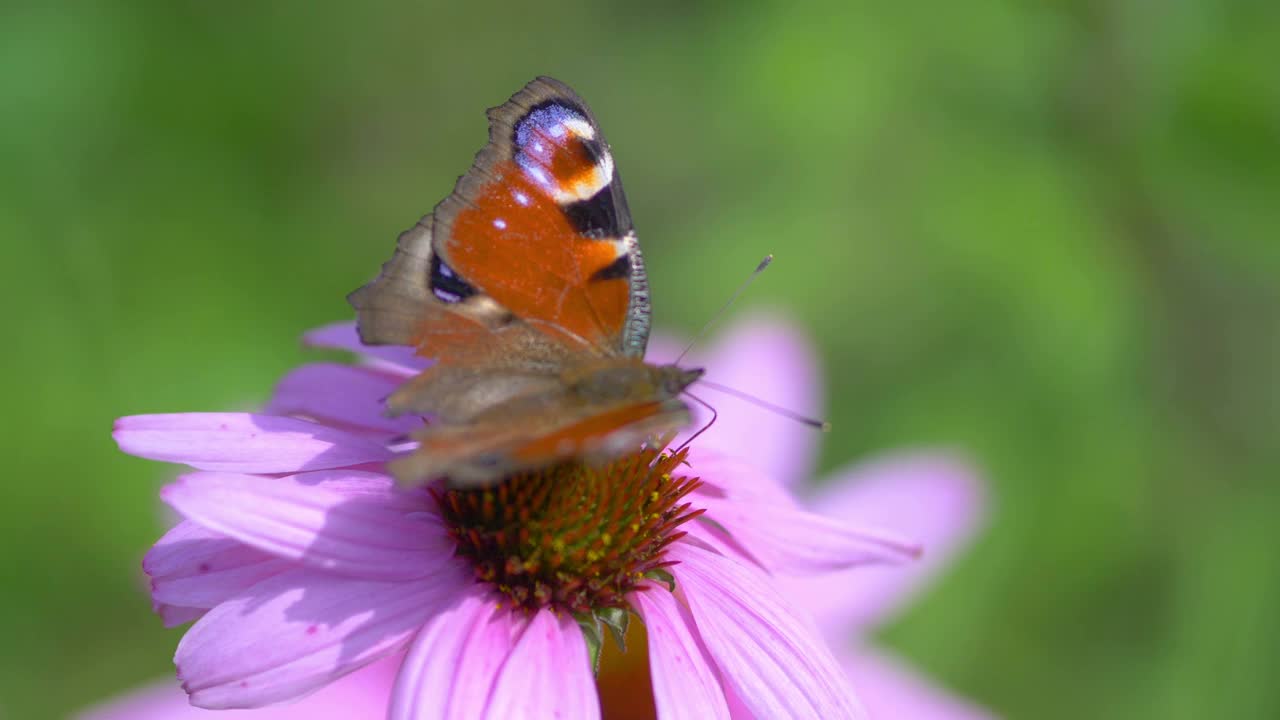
350;77;700;486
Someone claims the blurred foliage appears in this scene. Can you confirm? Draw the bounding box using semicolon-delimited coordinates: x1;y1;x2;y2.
2;0;1278;718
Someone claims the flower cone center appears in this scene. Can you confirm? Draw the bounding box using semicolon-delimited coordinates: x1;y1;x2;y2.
435;447;702;614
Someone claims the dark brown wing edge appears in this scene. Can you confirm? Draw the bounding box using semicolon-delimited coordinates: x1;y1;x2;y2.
347;214;436;347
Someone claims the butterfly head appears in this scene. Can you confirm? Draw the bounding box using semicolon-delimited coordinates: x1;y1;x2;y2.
658;364;705;398
562;358;703;404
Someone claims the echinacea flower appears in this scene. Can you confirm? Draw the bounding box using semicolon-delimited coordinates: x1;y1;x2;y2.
777;453;994;720
80;446;993;720
650;315;995;719
113;317;923;719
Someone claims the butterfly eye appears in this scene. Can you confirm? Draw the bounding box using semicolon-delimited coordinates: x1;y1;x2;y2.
430;254;477;304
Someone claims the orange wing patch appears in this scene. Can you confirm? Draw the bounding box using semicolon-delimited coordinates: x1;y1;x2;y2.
510;401;669;462
443;160;629;351
390;397;691;487
530;122;614;203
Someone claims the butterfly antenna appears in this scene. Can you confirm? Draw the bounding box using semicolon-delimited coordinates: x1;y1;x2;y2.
675;254;773;364
674;391;719;454
695;379;830;431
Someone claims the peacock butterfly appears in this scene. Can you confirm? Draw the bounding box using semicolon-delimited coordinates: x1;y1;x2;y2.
349;77;702;486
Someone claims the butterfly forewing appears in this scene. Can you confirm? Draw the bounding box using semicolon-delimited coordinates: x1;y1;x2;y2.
432;77;650;357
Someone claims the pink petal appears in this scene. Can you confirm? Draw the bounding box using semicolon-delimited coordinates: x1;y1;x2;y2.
147;473;435;624
650;312;823;489
782;453;986;632
155;558;289;617
844;647;995;720
146;522;291;625
693;495;920;575
680;521;753;569
157;605;208;627
390;589;523;720
630;588;730;720
161;471;451;581
685;447;799;510
485;609;599;720
303;322;431;377
686;448;919;573
177;564;465;708
114;414;395;473
145;520;260;579
265;363;423;436
75;654;400;720
670;542;866;720
151;553;291;614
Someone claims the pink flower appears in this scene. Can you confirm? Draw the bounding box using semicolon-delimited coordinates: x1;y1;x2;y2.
776;454;993;720
112;318;923;719
76;656;399;720
650;314;996;719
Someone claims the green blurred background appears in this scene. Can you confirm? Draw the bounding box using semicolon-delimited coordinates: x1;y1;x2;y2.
3;1;1278;718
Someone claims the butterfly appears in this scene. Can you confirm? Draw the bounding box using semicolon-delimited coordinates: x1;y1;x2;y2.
349;77;703;487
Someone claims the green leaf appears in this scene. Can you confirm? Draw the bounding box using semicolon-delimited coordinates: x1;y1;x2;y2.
575;612;604;675
644;567;677;592
597;606;630;653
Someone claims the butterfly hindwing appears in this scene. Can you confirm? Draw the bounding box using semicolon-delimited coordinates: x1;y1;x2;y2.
392;394;692;487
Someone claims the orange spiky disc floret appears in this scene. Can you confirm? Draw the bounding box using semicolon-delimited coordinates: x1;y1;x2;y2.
435;447;702;614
